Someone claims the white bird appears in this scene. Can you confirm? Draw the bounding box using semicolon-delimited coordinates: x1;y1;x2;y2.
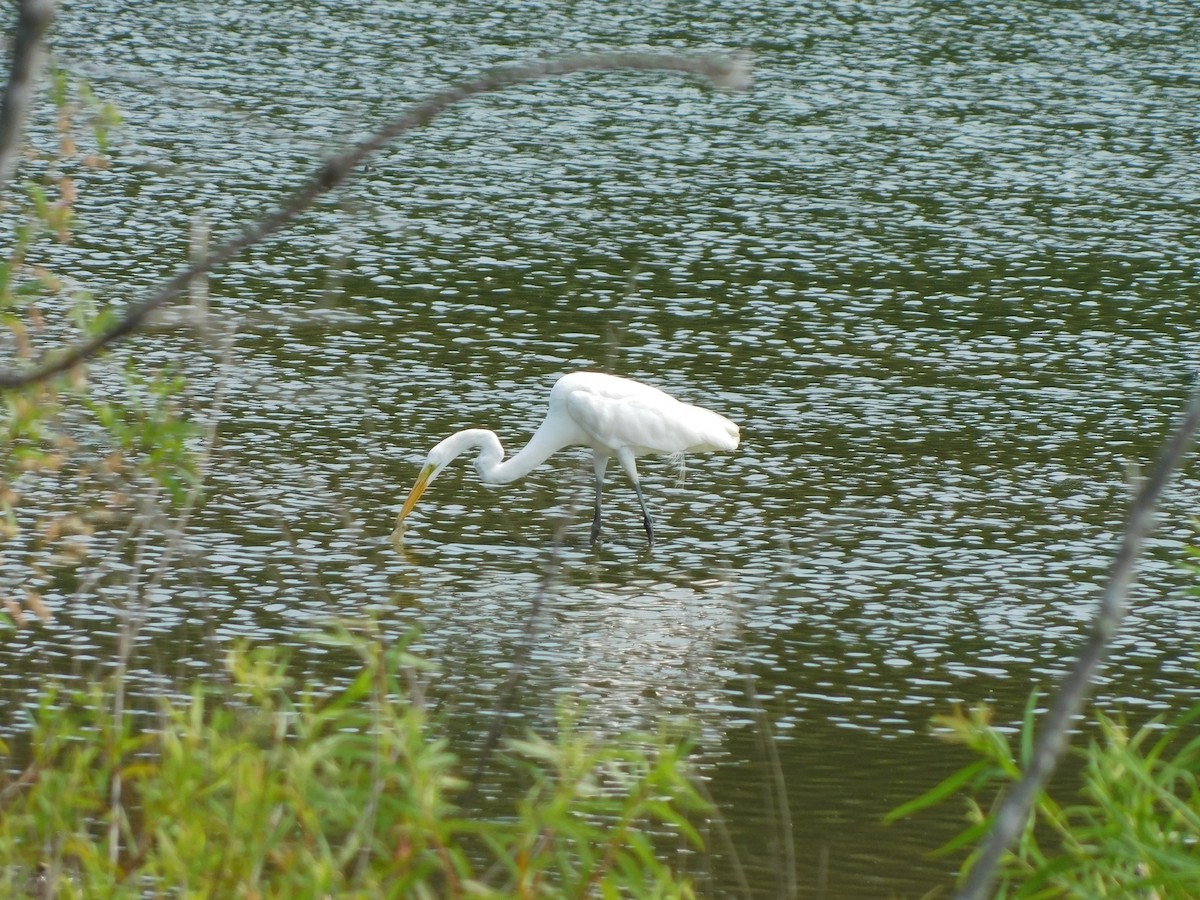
391;371;740;547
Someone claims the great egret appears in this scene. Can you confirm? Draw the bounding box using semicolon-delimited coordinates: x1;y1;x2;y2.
391;371;739;547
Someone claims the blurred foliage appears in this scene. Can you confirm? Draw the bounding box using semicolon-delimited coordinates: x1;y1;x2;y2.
2;69;198;630
0;628;706;897
892;685;1200;897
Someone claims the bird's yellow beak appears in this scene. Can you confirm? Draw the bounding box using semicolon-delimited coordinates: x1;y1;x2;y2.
390;462;436;544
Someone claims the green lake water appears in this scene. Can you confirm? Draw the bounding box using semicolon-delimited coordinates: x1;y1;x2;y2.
4;0;1200;894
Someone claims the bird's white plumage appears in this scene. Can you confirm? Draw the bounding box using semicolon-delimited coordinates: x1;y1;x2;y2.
557;372;739;456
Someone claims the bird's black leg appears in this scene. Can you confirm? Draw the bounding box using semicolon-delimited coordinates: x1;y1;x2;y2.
590;454;608;547
616;448;654;548
632;479;655;547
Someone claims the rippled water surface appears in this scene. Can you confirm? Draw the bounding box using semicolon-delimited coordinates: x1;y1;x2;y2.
5;0;1200;894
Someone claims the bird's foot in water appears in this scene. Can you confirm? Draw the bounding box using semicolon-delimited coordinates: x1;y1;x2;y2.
642;516;655;548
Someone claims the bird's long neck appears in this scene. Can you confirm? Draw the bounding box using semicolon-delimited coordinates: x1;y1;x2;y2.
446;414;580;485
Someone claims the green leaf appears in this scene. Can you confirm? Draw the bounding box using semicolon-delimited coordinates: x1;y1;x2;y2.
1019;689;1040;769
886;757;990;823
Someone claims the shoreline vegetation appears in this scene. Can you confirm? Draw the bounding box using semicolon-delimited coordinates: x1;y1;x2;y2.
0;628;708;897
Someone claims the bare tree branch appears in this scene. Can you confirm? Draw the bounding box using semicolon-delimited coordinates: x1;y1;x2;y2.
957;388;1200;899
0;0;56;193
0;50;751;391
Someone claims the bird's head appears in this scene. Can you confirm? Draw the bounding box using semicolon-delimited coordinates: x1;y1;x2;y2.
389;436;471;543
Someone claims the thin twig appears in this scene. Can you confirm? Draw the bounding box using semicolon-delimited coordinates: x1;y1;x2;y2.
458;512;570;808
0;0;56;193
0;758;40;809
107;487;156;868
690;775;754;900
742;672;797;899
143;327;235;596
102;328;234;874
348;639;396;884
0;51;750;390
727;571;795;899
957;389;1200;899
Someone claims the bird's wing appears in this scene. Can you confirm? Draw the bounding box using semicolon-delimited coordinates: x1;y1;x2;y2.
564;386;735;455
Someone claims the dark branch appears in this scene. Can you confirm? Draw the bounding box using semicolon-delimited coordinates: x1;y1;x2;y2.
0;0;56;193
0;50;750;390
957;389;1200;899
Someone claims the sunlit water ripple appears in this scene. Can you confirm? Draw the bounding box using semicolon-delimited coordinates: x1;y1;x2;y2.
4;0;1199;893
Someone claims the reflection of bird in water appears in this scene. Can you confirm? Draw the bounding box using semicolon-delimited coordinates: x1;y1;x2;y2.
391;371;740;547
